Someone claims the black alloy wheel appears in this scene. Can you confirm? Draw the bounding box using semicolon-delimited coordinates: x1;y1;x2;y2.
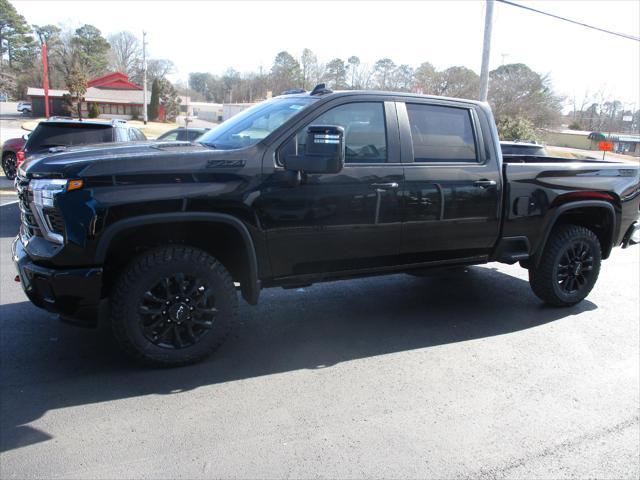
139;273;218;349
556;240;594;295
2;153;17;180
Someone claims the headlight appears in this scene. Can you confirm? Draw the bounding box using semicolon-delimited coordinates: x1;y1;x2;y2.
31;179;68;208
28;179;69;244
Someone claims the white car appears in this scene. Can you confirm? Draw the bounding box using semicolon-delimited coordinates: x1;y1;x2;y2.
17;101;32;113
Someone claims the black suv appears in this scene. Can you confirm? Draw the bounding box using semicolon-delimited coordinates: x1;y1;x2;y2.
21;118;146;164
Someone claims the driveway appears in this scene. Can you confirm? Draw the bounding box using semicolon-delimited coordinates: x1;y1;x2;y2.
0;200;638;479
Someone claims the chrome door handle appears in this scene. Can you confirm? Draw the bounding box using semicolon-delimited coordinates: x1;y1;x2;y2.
371;182;399;189
473;179;497;188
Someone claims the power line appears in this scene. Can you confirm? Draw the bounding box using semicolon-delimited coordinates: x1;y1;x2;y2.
496;0;640;42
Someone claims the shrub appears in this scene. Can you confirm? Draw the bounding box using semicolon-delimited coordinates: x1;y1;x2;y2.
496;115;539;142
88;102;100;118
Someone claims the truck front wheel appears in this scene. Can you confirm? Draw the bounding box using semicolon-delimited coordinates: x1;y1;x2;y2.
529;224;601;307
110;246;238;366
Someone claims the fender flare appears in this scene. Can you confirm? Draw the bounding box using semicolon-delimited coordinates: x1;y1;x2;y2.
96;212;261;304
533;200;617;267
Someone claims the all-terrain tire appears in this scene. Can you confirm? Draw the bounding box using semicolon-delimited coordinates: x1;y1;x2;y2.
529;224;601;307
110;246;238;367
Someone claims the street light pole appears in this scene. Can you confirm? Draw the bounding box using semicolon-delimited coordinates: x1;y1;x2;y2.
142;30;148;125
479;0;495;102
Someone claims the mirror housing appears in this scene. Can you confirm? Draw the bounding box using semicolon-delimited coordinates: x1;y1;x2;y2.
284;125;345;174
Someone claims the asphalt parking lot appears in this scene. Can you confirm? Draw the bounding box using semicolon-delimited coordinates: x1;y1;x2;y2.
0;198;638;479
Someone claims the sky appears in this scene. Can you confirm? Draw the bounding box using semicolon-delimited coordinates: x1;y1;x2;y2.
11;0;640;110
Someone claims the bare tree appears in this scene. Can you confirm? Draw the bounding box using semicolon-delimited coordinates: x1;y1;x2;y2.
108;31;141;77
347;55;360;89
300;48;318;90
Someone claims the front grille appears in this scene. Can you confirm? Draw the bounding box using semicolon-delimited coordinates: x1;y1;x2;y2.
44;208;65;235
16;176;42;239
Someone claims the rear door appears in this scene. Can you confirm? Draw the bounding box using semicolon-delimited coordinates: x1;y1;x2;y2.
397;100;501;260
256;99;404;278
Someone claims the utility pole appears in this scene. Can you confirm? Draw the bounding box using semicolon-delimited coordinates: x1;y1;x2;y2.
479;0;494;102
42;42;50;119
142;30;148;125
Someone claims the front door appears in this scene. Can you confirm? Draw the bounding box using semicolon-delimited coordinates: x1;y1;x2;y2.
256;100;404;278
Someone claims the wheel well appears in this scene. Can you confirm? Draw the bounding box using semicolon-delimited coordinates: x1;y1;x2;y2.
553;206;614;258
102;221;252;298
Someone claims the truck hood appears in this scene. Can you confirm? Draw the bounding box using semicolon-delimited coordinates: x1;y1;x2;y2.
20;141;234;178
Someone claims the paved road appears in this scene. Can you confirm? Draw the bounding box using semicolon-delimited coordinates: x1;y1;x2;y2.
0;202;638;479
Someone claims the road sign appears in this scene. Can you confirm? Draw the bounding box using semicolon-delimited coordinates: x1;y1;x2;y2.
622;115;633;122
598;141;613;151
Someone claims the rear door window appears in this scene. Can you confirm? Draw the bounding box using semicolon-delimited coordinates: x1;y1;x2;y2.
134;129;147;140
406;103;477;162
128;128;146;141
186;130;205;141
160;131;179;141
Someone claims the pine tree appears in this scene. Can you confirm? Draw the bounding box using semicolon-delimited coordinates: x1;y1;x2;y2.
148;78;160;121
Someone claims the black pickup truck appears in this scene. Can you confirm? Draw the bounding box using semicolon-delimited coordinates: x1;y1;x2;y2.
13;85;640;366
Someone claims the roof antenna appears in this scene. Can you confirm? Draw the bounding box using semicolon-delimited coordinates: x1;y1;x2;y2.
310;83;333;96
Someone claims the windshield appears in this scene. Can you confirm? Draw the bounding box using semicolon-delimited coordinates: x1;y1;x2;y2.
198;97;316;150
26;123;113;152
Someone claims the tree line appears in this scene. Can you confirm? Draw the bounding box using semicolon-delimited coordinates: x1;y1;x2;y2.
567;91;639;134
0;0;180;120
3;0;637;136
187;49;567;140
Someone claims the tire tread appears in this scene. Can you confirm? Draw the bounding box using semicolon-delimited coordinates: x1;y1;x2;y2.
110;245;237;367
529;224;601;307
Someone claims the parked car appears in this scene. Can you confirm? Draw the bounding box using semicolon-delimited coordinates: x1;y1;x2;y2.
1;134;27;179
17;101;32;114
0;92;8;102
500;141;548;157
156;127;210;142
13;85;640;366
18;118;147;170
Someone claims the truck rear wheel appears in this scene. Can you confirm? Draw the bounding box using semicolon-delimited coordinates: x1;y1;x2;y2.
110;246;237;366
529;224;601;307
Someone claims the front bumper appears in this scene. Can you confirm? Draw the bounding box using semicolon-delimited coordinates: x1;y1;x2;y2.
12;237;103;325
621;222;639;249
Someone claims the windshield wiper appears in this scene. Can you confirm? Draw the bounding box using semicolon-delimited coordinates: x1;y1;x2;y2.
199;141;217;149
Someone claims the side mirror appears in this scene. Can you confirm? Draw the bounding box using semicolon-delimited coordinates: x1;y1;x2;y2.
284;125;345;174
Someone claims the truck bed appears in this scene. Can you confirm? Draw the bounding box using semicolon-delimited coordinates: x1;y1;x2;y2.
502;159;640;260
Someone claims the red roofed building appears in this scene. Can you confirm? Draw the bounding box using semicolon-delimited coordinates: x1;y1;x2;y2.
87;72;143;90
28;72;146;119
